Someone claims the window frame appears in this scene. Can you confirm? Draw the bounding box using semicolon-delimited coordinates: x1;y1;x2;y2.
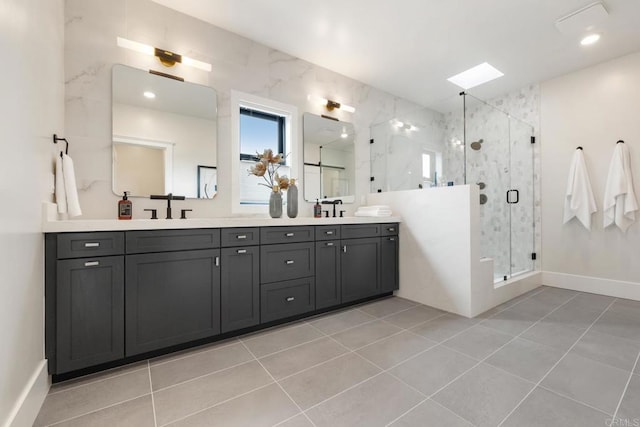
239;107;285;161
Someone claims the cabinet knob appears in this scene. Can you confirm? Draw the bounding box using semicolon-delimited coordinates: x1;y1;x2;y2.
84;261;100;267
84;242;100;248
285;232;295;237
236;235;247;239
285;260;295;265
237;249;247;254
286;296;295;302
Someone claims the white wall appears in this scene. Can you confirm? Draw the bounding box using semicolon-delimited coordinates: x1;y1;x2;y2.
541;51;640;298
0;0;64;425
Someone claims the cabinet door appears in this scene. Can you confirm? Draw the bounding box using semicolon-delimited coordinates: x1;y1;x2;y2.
380;236;399;292
315;240;341;309
341;237;380;303
221;246;260;333
56;256;124;373
125;249;221;356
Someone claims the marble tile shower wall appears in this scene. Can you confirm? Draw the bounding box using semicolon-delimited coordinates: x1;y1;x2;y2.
64;0;427;219
443;86;542;277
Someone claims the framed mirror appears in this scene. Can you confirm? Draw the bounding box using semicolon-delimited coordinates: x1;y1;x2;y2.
302;113;355;203
112;64;218;199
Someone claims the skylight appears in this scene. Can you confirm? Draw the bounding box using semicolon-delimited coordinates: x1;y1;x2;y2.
447;62;504;90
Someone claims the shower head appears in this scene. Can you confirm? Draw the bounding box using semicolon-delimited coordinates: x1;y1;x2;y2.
470;139;484;150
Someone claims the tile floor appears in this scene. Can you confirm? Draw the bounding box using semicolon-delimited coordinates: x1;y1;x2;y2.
35;286;640;427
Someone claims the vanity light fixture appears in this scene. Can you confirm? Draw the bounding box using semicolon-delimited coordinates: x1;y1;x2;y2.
116;37;212;72
307;94;356;113
580;33;601;45
143;91;156;99
447;62;504;90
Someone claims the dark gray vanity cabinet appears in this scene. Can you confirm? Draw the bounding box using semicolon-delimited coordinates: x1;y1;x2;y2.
125;249;221;356
220;245;260;333
341;237;381;303
315;240;342;309
380;235;399;292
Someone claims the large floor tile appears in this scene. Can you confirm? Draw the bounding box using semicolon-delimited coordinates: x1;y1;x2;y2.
48;395;154;427
512;296;562;319
433;363;533;427
356;331;436;369
592;311;640;343
390;399;473;427
571;329;640;372
151;342;254;390
165;383;298;427
530;288;578;306
520;320;586;351
501;387;610;427
305;373;423;427
541;352;629;414
48;362;148;394
153;360;273;426
481;308;539;336
443;325;513;360
608;299;640;321
330;319;402;350
358;297;416;318
616;373;640;421
383;305;444;329
410;313;478;342
242;323;324;358
259;337;347;380
570;293;615;311
389;345;477;396
485;337;564;382
34;368;151;426
149;338;240;366
544;302;606;329
273;413;314;427
278;352;380;410
308;309;376;335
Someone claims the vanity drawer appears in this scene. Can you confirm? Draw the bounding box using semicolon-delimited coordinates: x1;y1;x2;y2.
126;229;220;254
341;224;381;239
381;223;399;236
57;232;125;259
315;225;341;241
221;227;259;247
261;277;315;323
260;226;314;245
260;242;315;283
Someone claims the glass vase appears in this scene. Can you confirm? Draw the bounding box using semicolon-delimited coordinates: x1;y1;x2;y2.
287;179;298;218
269;188;282;218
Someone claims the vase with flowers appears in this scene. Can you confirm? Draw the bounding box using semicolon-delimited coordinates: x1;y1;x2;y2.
249;149;290;218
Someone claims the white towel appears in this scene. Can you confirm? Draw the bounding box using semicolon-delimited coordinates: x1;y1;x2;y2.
563;149;597;230
355;211;392;217
55;153;82;217
603;143;637;232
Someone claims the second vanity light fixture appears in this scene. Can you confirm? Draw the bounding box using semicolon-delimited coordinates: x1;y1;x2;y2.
307;94;356;113
117;37;212;72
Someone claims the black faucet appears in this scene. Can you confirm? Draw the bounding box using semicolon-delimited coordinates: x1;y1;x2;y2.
321;199;343;217
150;193;185;219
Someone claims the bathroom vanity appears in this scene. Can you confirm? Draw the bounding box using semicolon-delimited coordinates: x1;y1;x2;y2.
44;218;399;378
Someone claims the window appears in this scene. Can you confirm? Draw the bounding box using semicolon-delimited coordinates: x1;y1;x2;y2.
230;90;298;213
240;108;284;161
422;153;432;180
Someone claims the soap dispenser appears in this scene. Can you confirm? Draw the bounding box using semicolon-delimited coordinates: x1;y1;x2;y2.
118;191;132;220
314;199;322;218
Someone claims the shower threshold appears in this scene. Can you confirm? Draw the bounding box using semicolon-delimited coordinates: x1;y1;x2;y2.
494;270;538;288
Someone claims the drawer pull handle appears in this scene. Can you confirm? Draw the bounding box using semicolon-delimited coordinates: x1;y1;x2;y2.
84;261;100;267
326;231;334;235
389;238;395;241
215;256;220;267
84;242;100;248
285;232;295;237
286;297;295;302
236;235;247;239
285;260;295;265
343;246;347;253
388;228;395;232
326;242;334;246
237;249;247;254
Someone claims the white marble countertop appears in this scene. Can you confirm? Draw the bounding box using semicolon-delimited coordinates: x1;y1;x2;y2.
43;215;402;233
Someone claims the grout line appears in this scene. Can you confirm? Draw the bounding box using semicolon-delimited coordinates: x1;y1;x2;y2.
383;397;430;426
240;320;310;343
612;348;640;421
45;393;152;427
300;371;387;413
238;340;318;427
496;297;619;426
151;358;258;393
148;361;158;427
536;384;616;416
149;338;241;368
271;412;306;427
46;365;150;396
255;335;329;360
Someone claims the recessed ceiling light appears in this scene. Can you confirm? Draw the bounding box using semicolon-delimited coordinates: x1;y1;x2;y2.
143;91;156;99
580;33;601;45
447;62;504;90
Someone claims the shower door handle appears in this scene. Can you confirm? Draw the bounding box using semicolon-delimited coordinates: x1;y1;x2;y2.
506;189;520;204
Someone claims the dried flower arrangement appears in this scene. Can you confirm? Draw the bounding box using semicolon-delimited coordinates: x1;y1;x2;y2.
249;149;289;190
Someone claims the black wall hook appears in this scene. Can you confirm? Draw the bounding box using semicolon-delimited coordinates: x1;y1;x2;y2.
576;146;583;150
53;134;69;158
617;140;625;144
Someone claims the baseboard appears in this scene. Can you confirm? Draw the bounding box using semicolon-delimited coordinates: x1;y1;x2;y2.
3;360;49;427
542;271;640;301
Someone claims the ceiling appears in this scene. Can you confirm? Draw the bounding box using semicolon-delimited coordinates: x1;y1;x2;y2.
151;0;640;112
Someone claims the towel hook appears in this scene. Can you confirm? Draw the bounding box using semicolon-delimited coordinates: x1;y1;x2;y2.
617;140;625;144
576;146;583;150
53;134;69;158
